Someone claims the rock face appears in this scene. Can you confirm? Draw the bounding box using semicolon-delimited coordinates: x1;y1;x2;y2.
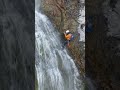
42;0;80;32
0;0;34;90
41;0;85;75
86;0;120;89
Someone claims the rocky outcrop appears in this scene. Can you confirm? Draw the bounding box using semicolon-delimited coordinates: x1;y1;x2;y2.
0;0;34;90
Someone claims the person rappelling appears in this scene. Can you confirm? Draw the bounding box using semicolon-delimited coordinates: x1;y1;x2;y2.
62;30;74;48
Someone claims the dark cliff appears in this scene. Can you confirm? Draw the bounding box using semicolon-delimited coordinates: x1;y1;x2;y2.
86;0;120;89
0;0;34;90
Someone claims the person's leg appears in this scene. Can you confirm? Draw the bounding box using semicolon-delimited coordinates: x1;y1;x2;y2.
67;40;71;47
64;41;68;45
62;40;68;48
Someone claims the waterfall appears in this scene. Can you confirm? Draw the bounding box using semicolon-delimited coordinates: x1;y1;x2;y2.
78;0;85;42
35;0;83;90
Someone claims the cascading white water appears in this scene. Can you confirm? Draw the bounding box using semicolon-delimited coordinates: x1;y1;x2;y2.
78;0;85;42
35;0;83;90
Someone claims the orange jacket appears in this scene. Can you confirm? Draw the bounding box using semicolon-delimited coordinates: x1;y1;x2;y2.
64;33;72;40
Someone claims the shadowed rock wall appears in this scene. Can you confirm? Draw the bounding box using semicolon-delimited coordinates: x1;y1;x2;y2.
86;0;120;89
0;0;35;90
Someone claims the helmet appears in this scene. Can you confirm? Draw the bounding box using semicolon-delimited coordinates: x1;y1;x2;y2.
66;30;70;34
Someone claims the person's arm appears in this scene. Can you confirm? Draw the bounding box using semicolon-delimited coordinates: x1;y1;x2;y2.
64;33;67;38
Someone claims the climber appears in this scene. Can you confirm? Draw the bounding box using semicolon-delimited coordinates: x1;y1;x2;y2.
62;30;74;48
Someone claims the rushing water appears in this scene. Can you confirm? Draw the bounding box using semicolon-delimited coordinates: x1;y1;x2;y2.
35;0;83;90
